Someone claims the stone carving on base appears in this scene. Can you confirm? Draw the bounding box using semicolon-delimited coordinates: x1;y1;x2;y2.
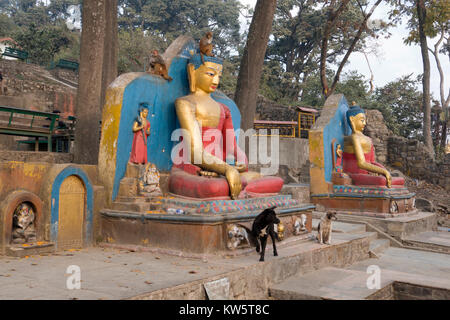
293;214;307;235
139;163;162;197
226;224;250;250
11;203;36;244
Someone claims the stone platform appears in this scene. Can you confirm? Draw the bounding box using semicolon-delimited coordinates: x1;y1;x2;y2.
100;200;315;255
311;185;416;217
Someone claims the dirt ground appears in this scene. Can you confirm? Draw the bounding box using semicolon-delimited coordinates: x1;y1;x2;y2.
403;175;450;226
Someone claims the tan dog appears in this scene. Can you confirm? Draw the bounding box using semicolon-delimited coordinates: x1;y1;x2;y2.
317;211;337;245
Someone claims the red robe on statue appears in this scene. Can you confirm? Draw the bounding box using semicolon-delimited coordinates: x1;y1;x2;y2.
130;121;150;164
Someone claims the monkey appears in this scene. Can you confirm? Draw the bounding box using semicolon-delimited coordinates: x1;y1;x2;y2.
148;50;172;81
199;31;214;65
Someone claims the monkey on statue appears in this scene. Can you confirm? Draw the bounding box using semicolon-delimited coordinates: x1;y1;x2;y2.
148;50;172;81
199;31;214;64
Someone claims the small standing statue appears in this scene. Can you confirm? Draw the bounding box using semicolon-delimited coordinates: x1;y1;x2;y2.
130;105;151;164
148;50;172;81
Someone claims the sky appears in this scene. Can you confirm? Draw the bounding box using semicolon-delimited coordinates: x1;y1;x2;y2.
239;0;449;102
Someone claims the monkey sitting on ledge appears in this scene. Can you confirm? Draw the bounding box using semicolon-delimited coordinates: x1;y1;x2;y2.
199;31;214;64
148;50;172;81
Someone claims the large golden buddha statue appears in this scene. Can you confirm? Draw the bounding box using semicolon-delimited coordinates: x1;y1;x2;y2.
341;104;404;188
168;54;283;200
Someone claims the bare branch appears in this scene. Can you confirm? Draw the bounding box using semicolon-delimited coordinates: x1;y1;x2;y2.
328;0;383;96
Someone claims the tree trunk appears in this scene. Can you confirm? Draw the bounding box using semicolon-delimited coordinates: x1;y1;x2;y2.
74;0;107;164
416;0;434;155
234;0;277;131
320;0;351;96
101;0;118;111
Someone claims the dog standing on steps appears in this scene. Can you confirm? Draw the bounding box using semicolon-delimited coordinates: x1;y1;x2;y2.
251;206;280;262
317;211;337;245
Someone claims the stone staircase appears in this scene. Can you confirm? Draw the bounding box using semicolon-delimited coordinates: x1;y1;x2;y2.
311;218;390;258
269;219;450;300
312;211;450;255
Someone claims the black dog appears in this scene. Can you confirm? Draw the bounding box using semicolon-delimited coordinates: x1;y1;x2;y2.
251;206;280;262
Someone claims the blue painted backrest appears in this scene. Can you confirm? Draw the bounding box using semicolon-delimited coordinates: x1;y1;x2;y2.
323;95;352;183
112;39;242;200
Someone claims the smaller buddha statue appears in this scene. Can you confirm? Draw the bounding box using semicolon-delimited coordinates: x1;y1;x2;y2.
342;104;404;188
130;105;151;164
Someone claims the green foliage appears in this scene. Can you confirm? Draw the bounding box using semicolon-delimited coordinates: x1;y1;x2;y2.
1;0;80;66
13;23;72;65
387;0;449;45
117;0;242;58
0;13;15;37
118;28;154;74
371;74;423;139
261;0;390;104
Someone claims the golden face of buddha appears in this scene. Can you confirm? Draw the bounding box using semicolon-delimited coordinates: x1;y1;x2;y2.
191;62;223;94
350;113;366;133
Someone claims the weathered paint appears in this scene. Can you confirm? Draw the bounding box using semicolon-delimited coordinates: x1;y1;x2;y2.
98;38;242;203
323;96;352;182
50;166;93;247
309;95;351;195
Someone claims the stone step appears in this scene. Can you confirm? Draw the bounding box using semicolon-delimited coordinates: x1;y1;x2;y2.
312;219;367;234
402;231;450;254
269;267;384;300
369;239;390;256
281;183;310;203
116;196;150;203
5;242;55;258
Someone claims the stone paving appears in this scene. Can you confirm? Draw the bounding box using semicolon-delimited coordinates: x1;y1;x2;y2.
270;243;450;300
0;232;372;300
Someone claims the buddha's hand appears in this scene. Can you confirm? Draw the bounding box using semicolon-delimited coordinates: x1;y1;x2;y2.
234;163;247;173
384;170;392;188
225;166;242;199
199;170;219;177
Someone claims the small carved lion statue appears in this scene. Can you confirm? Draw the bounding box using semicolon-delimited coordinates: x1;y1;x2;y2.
226;224;250;250
293;214;307;235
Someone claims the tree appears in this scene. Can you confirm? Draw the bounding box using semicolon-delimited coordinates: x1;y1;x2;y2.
369;74;423;139
117;0;242;58
13;23;72;65
234;0;277;131
320;0;384;98
261;0;388;105
74;0;107;165
388;0;448;154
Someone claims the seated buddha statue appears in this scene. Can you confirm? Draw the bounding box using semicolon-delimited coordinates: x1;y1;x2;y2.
342;104;404;188
168;53;283;200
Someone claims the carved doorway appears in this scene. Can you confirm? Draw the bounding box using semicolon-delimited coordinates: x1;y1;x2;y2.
57;175;86;249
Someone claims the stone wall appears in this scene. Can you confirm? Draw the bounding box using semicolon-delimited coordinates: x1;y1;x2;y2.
0;60;77;150
388;136;450;190
364;109;450;191
364;110;391;164
0;151;73;163
0;60;77;116
245;137;310;183
255;95;298;122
